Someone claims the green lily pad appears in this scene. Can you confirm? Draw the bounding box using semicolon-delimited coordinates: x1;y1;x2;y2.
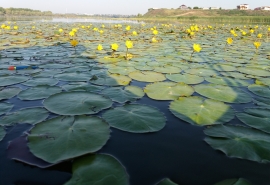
169;96;234;126
129;71;166;82
156;178;178;185
43;92;113;115
214;178;252;185
54;73;93;82
185;68;219;77
18;86;62;100
236;108;270;134
248;84;270;98
23;77;59;86
220;72;250;80
28;116;110;164
210;64;236;72
135;65;154;71
102;104;166;133
238;67;270;77
0;102;13;115
0;107;49;126
154;66;181;74
205;76;250;87
253;96;270;107
101;86;144;103
0;87;21;100
0;75;29;86
204;124;270;163
166;74;204;84
0;126;5;141
194;84;252;103
39;63;70;69
62;82;104;92
64;154;129;185
90;74;131;86
108;66;136;75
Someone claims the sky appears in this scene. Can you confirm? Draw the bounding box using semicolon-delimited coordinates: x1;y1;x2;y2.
1;0;269;15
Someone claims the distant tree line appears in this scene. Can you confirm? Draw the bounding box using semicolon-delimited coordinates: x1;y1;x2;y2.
0;7;52;16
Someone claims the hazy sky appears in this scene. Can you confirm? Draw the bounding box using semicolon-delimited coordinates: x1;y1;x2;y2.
1;0;268;15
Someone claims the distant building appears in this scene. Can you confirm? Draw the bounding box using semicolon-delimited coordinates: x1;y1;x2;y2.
178;5;189;10
237;4;249;10
255;6;270;10
209;7;219;10
202;7;209;10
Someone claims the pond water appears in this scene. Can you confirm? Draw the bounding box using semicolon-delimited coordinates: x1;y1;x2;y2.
0;20;270;185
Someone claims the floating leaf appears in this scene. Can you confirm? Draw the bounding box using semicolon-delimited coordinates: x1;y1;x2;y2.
166;74;204;84
204;124;270;163
169;96;234;126
0;75;29;86
62;82;104;92
185;68;219;77
0;107;49;126
90;74;131;86
237;108;270;134
54;72;92;82
0;102;13;115
108;66;136;75
0;87;21;100
253;96;270;107
238;67;270;77
28;116;110;164
154;66;181;74
205;76;250;87
156;178;178;185
129;71;166;82
144;82;194;100
248;84;270;98
194;84;252;103
43;92;113;115
102;104;166;133
101;86;144;103
214;178;252;185
18;86;62;100
64;154;129;185
23;77;59;86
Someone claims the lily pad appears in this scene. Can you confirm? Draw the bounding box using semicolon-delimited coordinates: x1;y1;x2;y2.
154;66;181;74
64;154;129;185
166;74;204;84
90;74;131;86
194;84;252;103
156;178;178;185
0;102;13;115
204;124;270;163
236;108;270;134
0;87;21;100
253;96;270;107
0;75;29;86
23;77;59;86
43;92;113;115
144;82;194;100
129;71;166;82
108;66;136;75
54;72;93;82
101;86;144;103
238;67;270;77
18;86;62;100
102;104;166;133
28;116;110;164
169;96;234;126
256;78;270;86
62;82;104;92
214;178;252;185
185;68;219;77
0;107;49;126
248;84;270;98
0;126;5;141
205;76;250;87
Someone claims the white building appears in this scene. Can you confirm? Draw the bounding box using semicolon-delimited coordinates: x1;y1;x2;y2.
254;6;270;10
210;7;219;10
178;5;189;10
237;4;249;10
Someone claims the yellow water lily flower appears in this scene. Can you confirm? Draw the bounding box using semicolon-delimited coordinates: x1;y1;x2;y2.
193;44;202;52
268;27;270;31
14;26;18;30
32;26;35;29
59;28;63;33
69;31;75;37
111;43;119;51
72;28;78;32
126;25;131;31
250;29;254;34
5;26;10;30
81;26;85;29
153;30;158;35
132;31;137;36
151;37;158;43
242;31;246;36
230;30;235;35
97;44;103;51
125;40;133;49
101;24;105;28
253;42;261;49
257;33;262;38
99;30;104;34
190;32;195;36
70;40;79;47
233;33;238;37
93;27;98;31
1;24;5;29
227;38;233;44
